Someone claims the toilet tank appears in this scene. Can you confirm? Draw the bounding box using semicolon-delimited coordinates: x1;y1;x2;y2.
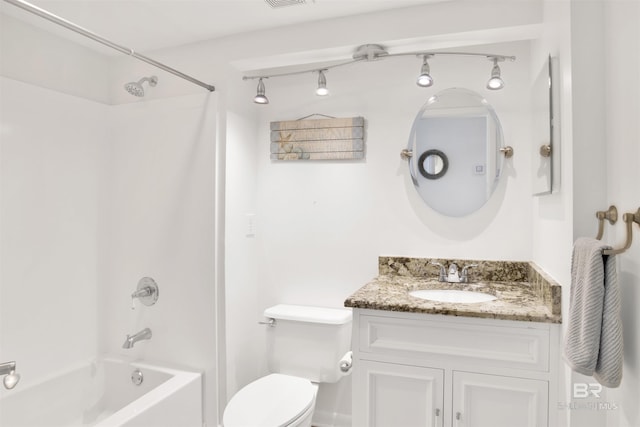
263;304;352;383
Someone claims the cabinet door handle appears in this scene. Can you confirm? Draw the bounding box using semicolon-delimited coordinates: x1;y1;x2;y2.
434;408;440;426
455;411;462;426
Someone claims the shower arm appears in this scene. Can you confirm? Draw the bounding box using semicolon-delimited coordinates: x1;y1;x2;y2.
3;0;215;92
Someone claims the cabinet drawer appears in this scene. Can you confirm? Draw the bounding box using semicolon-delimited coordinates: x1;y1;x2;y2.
359;314;549;372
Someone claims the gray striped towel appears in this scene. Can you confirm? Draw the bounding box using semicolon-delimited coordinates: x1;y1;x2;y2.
563;237;623;387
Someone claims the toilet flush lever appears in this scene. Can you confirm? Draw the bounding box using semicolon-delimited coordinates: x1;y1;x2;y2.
258;318;276;327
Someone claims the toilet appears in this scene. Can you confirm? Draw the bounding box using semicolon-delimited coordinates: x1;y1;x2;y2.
223;304;353;427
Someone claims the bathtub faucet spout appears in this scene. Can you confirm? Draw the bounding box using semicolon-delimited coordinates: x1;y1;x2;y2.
122;328;152;349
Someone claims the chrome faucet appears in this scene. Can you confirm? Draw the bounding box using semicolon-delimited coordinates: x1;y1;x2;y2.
447;263;460;282
0;361;20;390
431;261;447;281
431;261;478;283
460;264;478;283
130;277;159;310
122;328;152;349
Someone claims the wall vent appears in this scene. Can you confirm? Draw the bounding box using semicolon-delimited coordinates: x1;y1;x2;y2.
264;0;308;8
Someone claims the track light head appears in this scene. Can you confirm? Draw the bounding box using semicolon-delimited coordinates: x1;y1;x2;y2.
416;55;433;87
486;58;504;90
316;70;329;96
254;78;269;104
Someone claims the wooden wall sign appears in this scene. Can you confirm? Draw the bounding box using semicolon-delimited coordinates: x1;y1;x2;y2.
270;116;365;160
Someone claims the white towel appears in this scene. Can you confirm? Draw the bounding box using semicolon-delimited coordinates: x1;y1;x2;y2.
563;237;623;387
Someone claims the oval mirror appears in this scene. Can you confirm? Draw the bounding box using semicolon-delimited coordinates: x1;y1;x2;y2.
406;88;507;217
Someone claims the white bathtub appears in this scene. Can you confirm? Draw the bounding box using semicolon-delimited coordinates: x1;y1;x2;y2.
0;357;202;427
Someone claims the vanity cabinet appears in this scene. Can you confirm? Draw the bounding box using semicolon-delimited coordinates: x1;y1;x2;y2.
351;309;560;427
357;360;444;427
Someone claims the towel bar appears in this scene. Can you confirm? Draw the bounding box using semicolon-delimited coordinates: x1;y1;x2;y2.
599;207;640;255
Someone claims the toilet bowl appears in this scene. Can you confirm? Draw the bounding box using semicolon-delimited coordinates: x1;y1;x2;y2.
223;374;318;427
222;304;352;427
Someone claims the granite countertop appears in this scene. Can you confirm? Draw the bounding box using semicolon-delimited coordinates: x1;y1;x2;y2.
344;257;562;324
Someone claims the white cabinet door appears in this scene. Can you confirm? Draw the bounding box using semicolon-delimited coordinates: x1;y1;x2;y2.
452;371;548;427
354;360;444;427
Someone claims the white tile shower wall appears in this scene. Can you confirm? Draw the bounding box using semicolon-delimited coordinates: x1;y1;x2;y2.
102;93;218;424
0;77;107;388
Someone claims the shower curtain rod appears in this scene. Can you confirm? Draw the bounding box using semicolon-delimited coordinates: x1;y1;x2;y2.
3;0;216;92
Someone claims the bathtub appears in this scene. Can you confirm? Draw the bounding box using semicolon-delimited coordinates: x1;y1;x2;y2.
0;357;202;427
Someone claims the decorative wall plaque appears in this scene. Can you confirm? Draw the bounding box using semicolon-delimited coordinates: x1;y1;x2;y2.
270;116;365;160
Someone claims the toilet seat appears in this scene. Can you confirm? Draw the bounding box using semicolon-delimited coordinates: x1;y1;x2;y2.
223;373;316;427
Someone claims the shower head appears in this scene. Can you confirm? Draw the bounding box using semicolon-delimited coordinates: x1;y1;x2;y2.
124;75;158;97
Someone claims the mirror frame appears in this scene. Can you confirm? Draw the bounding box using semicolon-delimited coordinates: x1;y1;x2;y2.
532;54;558;196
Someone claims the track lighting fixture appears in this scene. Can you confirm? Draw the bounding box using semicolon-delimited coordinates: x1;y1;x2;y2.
316;70;329;96
254;78;269;104
416;55;433;87
486;58;505;90
243;44;514;104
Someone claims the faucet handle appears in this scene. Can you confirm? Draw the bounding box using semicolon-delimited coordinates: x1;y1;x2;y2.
430;261;447;281
461;264;478;282
131;277;159;309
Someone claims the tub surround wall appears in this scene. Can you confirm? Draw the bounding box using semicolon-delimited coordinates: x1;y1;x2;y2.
0;77;107;389
345;257;561;323
102;93;219;424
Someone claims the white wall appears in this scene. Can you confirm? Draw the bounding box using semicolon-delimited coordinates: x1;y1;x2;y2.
533;2;640;427
0;77;108;388
253;40;534;308
602;1;640;426
0;13;111;104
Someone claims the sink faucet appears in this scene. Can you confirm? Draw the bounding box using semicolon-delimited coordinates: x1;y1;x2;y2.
431;261;447;281
431;261;478;283
447;263;460;282
460;264;478;283
122;328;152;349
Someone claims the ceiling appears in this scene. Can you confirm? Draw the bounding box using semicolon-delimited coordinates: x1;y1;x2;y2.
1;0;447;54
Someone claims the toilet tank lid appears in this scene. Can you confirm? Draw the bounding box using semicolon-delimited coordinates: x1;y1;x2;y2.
264;304;352;325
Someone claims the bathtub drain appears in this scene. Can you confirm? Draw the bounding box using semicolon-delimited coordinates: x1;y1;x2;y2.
131;369;143;386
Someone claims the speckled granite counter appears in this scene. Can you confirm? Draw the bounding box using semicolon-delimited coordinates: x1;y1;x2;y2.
344;257;562;324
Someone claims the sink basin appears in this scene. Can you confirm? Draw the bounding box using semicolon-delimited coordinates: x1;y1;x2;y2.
409;289;497;304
